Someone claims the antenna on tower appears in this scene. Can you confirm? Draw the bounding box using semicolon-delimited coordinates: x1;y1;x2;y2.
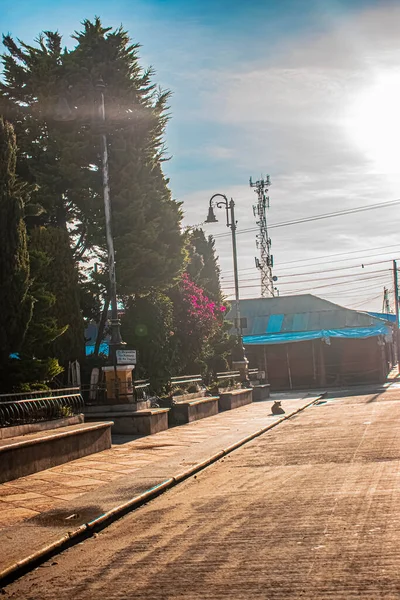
250;174;275;297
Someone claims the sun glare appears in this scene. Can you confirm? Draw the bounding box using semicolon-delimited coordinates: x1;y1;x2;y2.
345;71;400;174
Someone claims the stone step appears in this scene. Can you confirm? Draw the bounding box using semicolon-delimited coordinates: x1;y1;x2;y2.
85;407;169;436
169;396;219;425
0;421;113;484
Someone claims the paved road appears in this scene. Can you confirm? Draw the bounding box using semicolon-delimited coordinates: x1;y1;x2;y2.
4;387;400;599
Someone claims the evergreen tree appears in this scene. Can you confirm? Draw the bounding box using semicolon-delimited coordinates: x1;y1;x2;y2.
27;226;84;364
186;228;224;302
0;117;32;362
121;292;178;390
20;244;68;358
66;18;186;294
0;20;186;294
0;20;186;368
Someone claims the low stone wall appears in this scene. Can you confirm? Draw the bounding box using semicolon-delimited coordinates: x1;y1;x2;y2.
170;397;219;426
0;421;112;484
218;388;253;412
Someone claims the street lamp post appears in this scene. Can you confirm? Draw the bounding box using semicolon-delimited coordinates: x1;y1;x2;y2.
205;194;249;382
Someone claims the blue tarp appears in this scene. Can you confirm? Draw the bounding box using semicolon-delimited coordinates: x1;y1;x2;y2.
85;342;109;356
243;325;390;346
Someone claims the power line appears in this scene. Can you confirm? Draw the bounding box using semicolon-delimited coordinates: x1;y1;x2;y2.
212;198;400;240
352;293;384;309
222;272;390;293
282;274;391;295
221;244;400;276
221;260;396;286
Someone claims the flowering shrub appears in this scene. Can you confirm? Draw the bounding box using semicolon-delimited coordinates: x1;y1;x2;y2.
179;273;225;335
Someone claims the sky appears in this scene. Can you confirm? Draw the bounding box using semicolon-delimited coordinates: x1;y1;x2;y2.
2;0;400;312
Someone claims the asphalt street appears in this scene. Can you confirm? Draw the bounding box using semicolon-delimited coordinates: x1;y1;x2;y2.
4;386;400;599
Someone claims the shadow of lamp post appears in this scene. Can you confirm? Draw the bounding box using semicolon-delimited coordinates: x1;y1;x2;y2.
205;194;249;384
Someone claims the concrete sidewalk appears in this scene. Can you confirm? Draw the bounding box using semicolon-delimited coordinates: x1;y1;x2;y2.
0;392;321;581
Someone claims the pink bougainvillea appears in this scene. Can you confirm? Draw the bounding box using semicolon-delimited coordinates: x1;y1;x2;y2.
177;273;226;336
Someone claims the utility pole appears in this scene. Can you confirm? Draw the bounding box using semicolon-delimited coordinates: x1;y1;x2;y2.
250;174;275;297
393;260;400;368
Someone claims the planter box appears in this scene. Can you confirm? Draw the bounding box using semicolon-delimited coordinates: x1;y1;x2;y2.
218;388;253;412
0;421;112;484
252;384;271;401
0;414;84;441
170;396;219;426
85;406;169;436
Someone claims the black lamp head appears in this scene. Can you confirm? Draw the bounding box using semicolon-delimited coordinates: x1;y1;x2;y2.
205;205;218;223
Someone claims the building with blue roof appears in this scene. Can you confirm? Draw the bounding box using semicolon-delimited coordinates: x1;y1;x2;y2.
230;295;395;390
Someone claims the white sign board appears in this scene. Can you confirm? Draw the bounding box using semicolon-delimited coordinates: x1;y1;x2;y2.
116;349;137;365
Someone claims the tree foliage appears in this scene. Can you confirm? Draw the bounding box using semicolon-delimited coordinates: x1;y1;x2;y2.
122;293;178;389
27;226;84;364
122;228;233;388
0;117;32;363
0;19;186;294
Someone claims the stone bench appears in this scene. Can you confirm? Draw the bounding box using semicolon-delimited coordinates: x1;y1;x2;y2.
218;388;253;412
0;421;113;484
169;396;219;426
85;405;169;436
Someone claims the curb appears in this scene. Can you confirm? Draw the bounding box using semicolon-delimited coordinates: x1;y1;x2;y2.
0;393;324;587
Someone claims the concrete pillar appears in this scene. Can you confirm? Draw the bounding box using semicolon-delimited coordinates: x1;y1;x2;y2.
103;365;135;403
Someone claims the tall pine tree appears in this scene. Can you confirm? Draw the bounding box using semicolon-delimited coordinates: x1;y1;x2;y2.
0;117;32;363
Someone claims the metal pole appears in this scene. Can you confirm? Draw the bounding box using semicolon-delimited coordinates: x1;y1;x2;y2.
97;82;123;371
229;199;241;339
393;260;399;369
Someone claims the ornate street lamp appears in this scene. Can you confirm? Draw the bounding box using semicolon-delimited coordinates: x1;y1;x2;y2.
205;194;249;381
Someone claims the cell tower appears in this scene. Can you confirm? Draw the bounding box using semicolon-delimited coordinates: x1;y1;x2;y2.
250;174;275;297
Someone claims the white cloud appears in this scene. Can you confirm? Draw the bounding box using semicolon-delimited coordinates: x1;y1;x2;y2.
178;2;400;311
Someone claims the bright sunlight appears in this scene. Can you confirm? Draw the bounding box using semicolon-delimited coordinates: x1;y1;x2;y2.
346;71;400;174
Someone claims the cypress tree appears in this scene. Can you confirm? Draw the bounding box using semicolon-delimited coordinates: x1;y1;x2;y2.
0;117;32;362
186;228;224;303
28;226;84;364
0;21;185;295
66;18;186;294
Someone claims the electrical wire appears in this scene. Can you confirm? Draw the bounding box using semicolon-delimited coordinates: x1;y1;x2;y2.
211;198;400;239
222;273;390;294
221;244;400;276
221;264;393;286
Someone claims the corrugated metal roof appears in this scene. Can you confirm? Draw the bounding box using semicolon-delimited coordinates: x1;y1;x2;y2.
228;294;390;337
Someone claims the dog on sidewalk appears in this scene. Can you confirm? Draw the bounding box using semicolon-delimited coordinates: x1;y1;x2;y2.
271;400;285;415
